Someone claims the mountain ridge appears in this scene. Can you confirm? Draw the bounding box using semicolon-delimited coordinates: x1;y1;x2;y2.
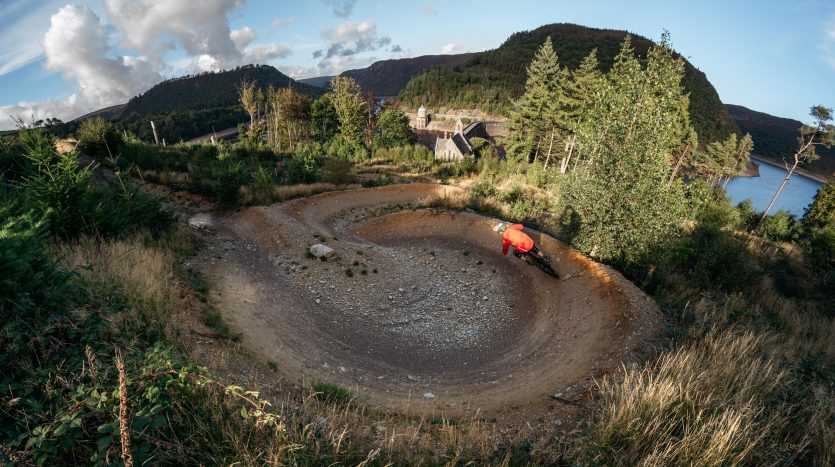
398;23;739;145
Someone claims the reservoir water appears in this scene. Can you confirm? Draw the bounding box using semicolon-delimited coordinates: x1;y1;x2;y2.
725;161;823;217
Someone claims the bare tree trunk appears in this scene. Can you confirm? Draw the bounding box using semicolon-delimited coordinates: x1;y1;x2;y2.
561;134;576;174
544;129;555;170
759;160;798;223
667;143;690;185
150;120;159;146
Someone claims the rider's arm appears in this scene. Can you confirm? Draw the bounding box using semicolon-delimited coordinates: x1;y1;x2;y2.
508;224;524;232
502;237;510;255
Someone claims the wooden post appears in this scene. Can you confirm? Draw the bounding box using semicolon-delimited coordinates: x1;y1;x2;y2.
162;139;166;147
150;120;159;146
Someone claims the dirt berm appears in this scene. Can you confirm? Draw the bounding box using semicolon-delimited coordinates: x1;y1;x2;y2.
188;183;662;415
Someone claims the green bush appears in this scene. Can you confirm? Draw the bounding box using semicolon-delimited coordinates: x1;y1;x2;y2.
757;210;797;242
23;147;92;238
320;157;356;184
0;208;67;314
668;223;755;291
804;225;835;271
312;382;353;405
76;116;123;159
698;196;741;230
213;161;249;206
287;147;319;184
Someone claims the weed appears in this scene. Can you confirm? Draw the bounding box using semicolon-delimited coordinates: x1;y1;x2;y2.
361;269;368;275
312;382;353;405
345;268;354;277
202;307;229;336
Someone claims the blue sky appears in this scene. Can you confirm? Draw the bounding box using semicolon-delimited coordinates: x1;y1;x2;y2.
1;0;834;129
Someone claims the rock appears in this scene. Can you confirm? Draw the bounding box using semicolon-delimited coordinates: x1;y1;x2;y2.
423;392;435;398
309;244;336;261
554;419;563;426
188;213;214;229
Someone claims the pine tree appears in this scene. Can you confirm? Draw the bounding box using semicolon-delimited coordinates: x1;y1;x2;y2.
505;37;569;164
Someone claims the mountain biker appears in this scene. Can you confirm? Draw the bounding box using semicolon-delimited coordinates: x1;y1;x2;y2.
493;222;545;260
494;222;558;278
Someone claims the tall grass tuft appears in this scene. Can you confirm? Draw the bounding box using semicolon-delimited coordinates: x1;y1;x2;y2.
573;323;832;466
55;234;180;343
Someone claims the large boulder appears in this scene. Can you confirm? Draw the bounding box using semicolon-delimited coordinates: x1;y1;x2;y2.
309;244;336;261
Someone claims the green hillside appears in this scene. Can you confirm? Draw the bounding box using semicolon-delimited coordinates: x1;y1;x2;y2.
61;65;323;144
117;64;321;117
399;23;738;144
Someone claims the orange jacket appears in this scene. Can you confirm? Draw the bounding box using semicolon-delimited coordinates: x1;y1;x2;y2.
502;224;534;255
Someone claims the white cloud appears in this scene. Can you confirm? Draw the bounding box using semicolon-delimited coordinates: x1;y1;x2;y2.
822;12;835;69
441;43;463;54
244;44;293;63
0;0;87;76
105;0;246;70
272;17;295;29
323;0;356;18
1;0;296;129
231;26;257;50
0;4;161;129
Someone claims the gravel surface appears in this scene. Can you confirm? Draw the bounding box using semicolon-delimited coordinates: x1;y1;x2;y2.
187;183;665;414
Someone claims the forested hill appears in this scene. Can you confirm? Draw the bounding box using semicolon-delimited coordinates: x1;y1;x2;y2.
726;104;835;176
340;53;477;96
398;23;739;144
117;64;322;118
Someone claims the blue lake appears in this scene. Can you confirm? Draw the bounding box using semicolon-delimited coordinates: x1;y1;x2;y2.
725;161;823;217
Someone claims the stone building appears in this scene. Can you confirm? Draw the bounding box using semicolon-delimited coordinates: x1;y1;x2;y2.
434;118;473;161
416;105;428;129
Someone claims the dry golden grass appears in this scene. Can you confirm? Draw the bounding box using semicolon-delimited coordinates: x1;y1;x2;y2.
54;233;183;342
240;182;361;205
577;327;786;466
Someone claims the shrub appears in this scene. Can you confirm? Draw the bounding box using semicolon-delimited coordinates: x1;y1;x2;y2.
76;116;123;159
320;157;356;184
0;208;67;314
312;382;353;405
213;161;249;206
757;210;797;242
24;147;92;238
668;223;755;291
804;225;835;271
698;196;741;230
287;147;319;184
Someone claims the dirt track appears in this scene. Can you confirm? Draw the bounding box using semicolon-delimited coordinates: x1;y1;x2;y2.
188;183;662;416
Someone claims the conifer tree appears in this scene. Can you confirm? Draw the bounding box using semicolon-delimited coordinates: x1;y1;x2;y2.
505;37;569;164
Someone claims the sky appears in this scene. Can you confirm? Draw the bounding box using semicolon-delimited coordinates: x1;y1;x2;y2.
1;0;834;130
